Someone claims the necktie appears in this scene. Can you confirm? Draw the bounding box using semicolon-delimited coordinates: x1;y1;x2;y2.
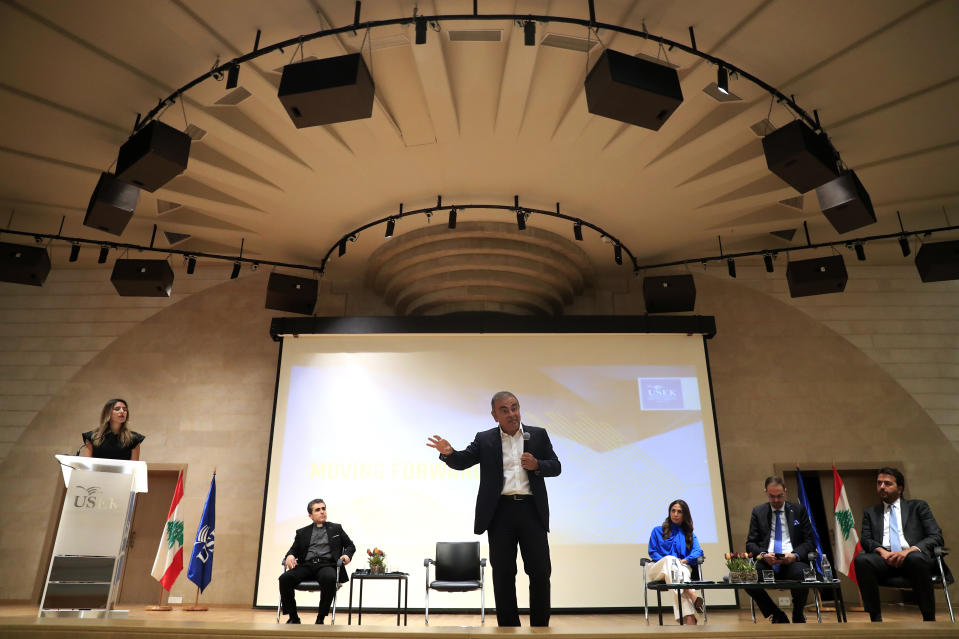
889;504;903;552
773;511;783;572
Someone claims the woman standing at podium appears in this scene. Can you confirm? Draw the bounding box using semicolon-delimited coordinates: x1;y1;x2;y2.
80;398;144;460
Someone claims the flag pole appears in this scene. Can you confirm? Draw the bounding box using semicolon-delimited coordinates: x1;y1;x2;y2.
145;581;172;611
183;585;207;612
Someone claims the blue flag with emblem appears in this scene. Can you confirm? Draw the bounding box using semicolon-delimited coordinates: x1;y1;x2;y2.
187;472;215;592
795;467;824;573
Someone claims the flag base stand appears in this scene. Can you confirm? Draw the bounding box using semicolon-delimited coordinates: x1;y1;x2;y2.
183;586;207;611
146;583;172;611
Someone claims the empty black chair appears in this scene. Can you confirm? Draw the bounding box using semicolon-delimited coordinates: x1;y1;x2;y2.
424;541;486;624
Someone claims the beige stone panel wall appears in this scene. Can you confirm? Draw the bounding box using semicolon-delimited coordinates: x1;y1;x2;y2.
0;270;279;603
0;266;232;463
725;265;959;451
1;263;956;607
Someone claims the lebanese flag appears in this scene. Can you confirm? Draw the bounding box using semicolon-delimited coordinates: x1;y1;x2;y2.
151;470;185;591
832;466;863;584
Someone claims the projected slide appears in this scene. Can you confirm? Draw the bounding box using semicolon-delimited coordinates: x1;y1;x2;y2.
256;333;733;609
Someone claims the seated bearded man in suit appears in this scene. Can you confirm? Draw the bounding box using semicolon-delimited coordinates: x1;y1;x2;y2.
279;499;355;624
855;467;950;622
744;476;816;624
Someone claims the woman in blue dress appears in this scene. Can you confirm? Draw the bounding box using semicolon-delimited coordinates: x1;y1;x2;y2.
647;499;704;625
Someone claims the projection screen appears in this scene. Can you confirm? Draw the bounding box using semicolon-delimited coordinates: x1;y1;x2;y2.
255;330;734;609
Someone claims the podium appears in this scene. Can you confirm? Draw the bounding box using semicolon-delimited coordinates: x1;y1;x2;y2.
40;455;148;618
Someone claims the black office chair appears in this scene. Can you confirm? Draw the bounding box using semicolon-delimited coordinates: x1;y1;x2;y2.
641;555;706;624
424;541;486;625
275;557;345;623
878;546;954;623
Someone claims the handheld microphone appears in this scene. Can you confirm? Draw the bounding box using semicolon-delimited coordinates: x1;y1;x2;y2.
522;431;530;452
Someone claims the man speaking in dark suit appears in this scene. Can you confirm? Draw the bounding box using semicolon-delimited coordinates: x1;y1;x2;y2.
278;499;355;624
427;391;561;627
744;476;815;623
855;467;948;622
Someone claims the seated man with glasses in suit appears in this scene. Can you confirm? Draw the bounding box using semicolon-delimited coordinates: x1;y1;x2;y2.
279;499;355;624
855;467;949;622
744;476;816;624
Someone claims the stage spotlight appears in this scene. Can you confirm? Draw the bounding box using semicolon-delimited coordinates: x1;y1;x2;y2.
448;208;457;229
717;66;729;95
415;17;427;44
385;218;395;238
727;258;737;278
69;243;80;262
516;210;526;230
614;244;623;266
899;236;911;257
524;21;536;46
187;256;196;274
98;246;109;264
764;253;774;273
230;262;241;279
338;239;347;257
573;222;583;241
855;243;866;261
226;63;240;89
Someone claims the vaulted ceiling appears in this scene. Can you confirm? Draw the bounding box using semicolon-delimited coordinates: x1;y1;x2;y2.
1;0;957;287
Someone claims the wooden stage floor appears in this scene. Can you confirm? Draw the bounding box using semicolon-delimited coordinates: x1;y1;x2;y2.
0;604;956;638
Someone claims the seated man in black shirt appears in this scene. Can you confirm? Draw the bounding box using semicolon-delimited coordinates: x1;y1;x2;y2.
279;498;355;624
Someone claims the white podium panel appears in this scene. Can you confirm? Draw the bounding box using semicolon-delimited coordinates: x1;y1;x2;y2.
41;456;149;617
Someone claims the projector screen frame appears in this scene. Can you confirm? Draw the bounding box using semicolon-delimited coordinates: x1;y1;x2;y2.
254;313;735;612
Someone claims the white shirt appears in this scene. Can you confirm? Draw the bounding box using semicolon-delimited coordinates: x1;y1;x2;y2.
882;498;909;549
500;426;531;495
766;508;794;555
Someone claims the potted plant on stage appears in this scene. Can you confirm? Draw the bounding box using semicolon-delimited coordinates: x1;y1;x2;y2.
367;547;386;574
725;552;758;583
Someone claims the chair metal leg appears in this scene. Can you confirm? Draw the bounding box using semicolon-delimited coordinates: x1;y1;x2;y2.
480;562;486;624
276;599;281;623
750;597;756;623
643;564;648;623
331;584;338;625
701;589;707;624
937;555;955;623
814;586;822;623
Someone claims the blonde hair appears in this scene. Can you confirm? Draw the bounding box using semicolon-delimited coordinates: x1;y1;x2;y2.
91;398;133;447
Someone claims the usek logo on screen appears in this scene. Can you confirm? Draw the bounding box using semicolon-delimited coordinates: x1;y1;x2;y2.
638;378;684;410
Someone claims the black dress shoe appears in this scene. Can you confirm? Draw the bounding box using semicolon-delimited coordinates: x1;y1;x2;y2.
315;616;325;624
792;614;806;624
286;617;301;624
770;611;790;624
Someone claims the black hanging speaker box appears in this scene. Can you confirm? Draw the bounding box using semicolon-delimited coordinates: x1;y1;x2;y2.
115;121;191;193
785;255;848;298
914;240;959;283
83;172;139;236
584;49;683;131
643;275;696;313
278;53;375;128
266;273;317;315
0;242;51;286
110;259;174;297
816;171;876;234
762;120;838;193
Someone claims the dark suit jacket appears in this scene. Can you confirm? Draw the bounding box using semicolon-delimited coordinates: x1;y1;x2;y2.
745;501;815;560
441;424;561;535
284;521;356;583
860;499;944;556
